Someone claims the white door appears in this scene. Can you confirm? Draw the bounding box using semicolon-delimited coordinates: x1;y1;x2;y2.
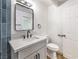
62;0;78;59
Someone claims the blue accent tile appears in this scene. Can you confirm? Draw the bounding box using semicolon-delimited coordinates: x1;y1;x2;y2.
7;43;10;52
7;24;11;38
6;10;11;24
2;55;7;59
7;54;11;59
2;24;6;38
2;24;7;59
2;38;7;51
2;9;6;23
0;24;1;59
7;42;11;59
1;0;11;58
2;0;6;9
0;0;1;9
2;37;7;59
0;52;1;59
7;24;11;59
0;9;1;23
6;0;11;10
0;24;1;52
7;38;11;57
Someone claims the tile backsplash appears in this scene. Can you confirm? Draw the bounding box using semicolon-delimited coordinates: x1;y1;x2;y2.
0;0;11;59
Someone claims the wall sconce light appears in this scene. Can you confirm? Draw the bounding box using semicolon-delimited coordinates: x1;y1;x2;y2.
26;2;32;7
16;0;32;7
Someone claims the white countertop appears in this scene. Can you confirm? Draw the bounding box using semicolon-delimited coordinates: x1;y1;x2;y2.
9;35;47;53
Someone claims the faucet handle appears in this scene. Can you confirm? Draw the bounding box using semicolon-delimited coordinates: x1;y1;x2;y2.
30;33;32;38
23;35;26;39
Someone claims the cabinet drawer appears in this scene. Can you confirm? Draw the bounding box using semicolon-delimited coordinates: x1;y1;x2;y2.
18;40;46;59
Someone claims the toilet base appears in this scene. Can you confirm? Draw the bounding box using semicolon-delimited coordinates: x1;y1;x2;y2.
50;52;57;59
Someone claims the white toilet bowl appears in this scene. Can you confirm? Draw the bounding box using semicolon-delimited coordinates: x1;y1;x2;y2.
47;43;59;59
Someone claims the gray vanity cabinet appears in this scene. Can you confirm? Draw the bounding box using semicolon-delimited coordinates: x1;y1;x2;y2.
25;52;36;59
18;40;47;59
24;47;46;59
37;47;47;59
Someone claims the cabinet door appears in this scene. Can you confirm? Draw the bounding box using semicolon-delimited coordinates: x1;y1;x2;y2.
62;2;78;59
24;52;36;59
37;47;47;59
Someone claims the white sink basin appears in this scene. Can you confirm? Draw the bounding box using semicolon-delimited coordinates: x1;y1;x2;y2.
23;36;39;41
9;35;47;53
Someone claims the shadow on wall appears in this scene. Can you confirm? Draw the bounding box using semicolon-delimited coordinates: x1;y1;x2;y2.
47;36;54;43
47;36;58;44
51;0;68;6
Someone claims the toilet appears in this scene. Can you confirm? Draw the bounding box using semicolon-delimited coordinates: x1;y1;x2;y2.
47;43;59;59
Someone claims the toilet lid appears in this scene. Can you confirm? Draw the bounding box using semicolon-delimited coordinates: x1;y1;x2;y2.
47;43;59;51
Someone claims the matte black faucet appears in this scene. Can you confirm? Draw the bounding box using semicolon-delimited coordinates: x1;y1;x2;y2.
27;30;32;38
27;30;30;38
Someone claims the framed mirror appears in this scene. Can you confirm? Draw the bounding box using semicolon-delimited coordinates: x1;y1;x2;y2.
15;3;34;31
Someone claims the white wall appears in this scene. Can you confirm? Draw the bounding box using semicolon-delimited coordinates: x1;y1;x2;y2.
11;0;48;59
48;0;78;59
11;0;48;39
48;3;63;51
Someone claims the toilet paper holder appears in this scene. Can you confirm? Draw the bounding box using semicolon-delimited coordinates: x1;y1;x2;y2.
58;34;66;37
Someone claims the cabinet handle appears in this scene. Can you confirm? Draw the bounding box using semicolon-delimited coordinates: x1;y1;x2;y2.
37;53;40;59
35;53;40;59
34;54;37;59
36;54;38;59
34;55;36;59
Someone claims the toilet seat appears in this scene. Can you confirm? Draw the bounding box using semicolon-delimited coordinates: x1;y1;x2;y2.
47;43;59;51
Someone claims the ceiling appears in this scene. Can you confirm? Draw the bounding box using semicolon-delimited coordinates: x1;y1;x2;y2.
39;0;68;6
39;0;53;6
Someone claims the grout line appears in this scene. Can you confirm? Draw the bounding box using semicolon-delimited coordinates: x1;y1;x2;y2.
6;2;7;59
6;0;8;59
1;0;2;59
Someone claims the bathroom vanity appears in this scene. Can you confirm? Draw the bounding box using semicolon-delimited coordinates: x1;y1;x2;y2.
10;1;47;59
9;36;47;59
